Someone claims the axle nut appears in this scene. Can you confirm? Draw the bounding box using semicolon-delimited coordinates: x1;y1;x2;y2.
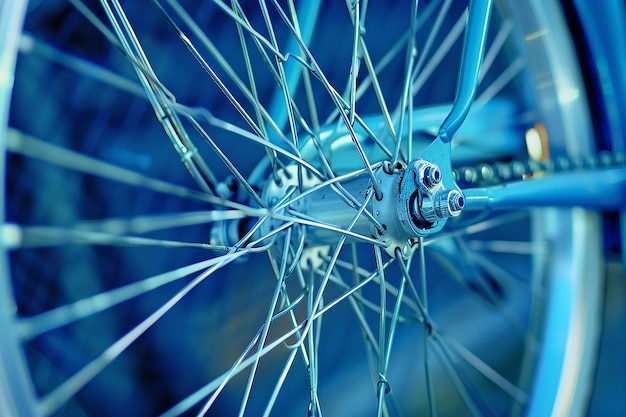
435;189;465;218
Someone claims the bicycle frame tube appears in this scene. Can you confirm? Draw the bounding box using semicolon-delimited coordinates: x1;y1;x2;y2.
463;166;626;210
438;0;492;143
416;0;492;206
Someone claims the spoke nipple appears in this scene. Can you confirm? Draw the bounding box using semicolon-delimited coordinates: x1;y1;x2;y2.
377;374;392;394
425;320;433;335
401;242;413;258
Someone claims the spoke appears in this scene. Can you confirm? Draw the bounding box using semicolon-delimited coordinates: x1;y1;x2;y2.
347;242;384;398
162;0;289;144
2;209;256;251
238;228;292;416
69;0;122;48
417;237;437;417
467;239;548;255
323;254;420;318
413;0;453;83
267;0;383;199
230;0;280;173
263;344;299;417
323;257;391;415
5;129;257;211
306;266;321;417
375;249;412;416
395;248;438;416
343;0;397;150
285;0;321;132
326;263;411;323
52;210;252;236
181;326;305;417
17;253;244;341
1;224;224;250
269;0;323;136
196;289;307;416
455;234;542;352
20;32;144;98
198;326;263;417
312;259;382;325
343;276;381;358
346;0;362;125
466;246;531;288
151;0;302;176
176;327;303;417
179;116;376;231
425;211;530;245
212;0;320;152
412;6;466;97
436;331;510;417
430;338;482;417
184;114;265;207
165;263;380;417
438;332;529;404
396;250;429;326
478;18;513;84
101;0;219;194
160;0;283;172
270;162;386;233
374;245;391;417
38;248;246;417
171;102;324;181
291;189;375;350
475;56;524;105
160;0;297;151
68;0;182;107
392;0;419;164
360;37;398;152
277;210;384;247
257;0;302;152
326;0;440;128
326;31;407;128
274;165;377;211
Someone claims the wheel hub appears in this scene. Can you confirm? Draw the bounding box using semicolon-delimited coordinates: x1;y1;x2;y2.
371;159;465;257
255;158;465;260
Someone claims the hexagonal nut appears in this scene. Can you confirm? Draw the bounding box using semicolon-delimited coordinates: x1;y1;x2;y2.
412;160;442;191
434;189;465;218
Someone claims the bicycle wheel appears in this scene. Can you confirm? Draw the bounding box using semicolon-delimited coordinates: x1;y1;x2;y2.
0;0;612;416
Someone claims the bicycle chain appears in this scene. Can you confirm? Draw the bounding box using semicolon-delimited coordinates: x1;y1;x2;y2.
453;150;626;187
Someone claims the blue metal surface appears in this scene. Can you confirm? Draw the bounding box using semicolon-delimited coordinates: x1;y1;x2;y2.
415;0;493;236
437;0;492;143
3;0;625;415
463;167;626;211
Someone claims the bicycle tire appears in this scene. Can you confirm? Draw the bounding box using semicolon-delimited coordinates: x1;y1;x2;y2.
0;0;613;416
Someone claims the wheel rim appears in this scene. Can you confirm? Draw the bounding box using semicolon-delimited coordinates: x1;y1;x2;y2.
1;1;603;416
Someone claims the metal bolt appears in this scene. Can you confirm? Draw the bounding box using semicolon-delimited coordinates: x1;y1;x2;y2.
413;160;441;189
435;189;465;218
424;165;442;187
